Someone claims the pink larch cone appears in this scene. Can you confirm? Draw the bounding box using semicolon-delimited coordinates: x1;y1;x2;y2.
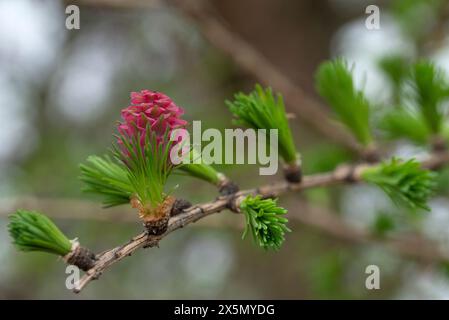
117;89;188;161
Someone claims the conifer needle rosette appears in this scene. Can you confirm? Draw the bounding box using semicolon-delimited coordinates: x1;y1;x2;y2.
8;210;96;270
9;210;72;256
240;195;291;250
361;158;437;210
316;59;373;147
227;84;301;182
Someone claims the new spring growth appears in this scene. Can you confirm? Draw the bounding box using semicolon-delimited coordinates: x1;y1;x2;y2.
227;84;301;182
380;109;429;145
316;58;372;147
8;210;72;256
361;158;437;210
240;195;291;250
79;89;241;228
114;90;190;220
409;61;449;135
379;60;449;145
378;55;410;103
80;155;134;207
81;90;188;215
9;210;96;271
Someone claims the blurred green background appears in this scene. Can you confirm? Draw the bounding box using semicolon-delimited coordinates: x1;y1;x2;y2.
1;0;449;299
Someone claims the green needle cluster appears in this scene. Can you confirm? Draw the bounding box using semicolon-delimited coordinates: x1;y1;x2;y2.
316;58;372;146
80;155;134;207
227;84;299;165
361;158;436;210
241;195;291;250
8;210;72;256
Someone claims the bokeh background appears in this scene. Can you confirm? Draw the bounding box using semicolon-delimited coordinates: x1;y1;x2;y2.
1;0;449;299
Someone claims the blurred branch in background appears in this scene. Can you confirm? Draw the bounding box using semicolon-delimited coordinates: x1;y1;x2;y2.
3;195;445;265
169;0;361;153
418;1;449;55
72;0;361;153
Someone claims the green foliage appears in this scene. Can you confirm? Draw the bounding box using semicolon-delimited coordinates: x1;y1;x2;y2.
439;261;449;279
8;210;72;256
315;59;372;146
112;129;175;208
409;61;449;133
435;167;449;195
372;213;396;236
176;149;222;185
361;158;437;210
240;195;291;250
379;55;409;88
227;84;298;164
309;252;349;299
378;55;410;102
378;59;449;144
80;155;134;207
380;109;430;144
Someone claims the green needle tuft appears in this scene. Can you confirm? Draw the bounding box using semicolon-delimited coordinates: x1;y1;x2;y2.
227;84;299;165
361;158;437;210
240;195;291;250
409;60;449;134
80;155;134;207
316;58;372;146
8;210;72;256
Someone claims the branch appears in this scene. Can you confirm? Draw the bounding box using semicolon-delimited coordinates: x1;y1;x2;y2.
34;0;449;292
73;198;229;292
5;195;442;264
72;149;449;293
294;201;447;263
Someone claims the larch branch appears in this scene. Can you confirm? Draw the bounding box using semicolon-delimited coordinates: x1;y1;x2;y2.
72;150;449;293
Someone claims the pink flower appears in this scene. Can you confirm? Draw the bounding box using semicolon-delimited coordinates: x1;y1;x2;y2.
117;90;188;159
